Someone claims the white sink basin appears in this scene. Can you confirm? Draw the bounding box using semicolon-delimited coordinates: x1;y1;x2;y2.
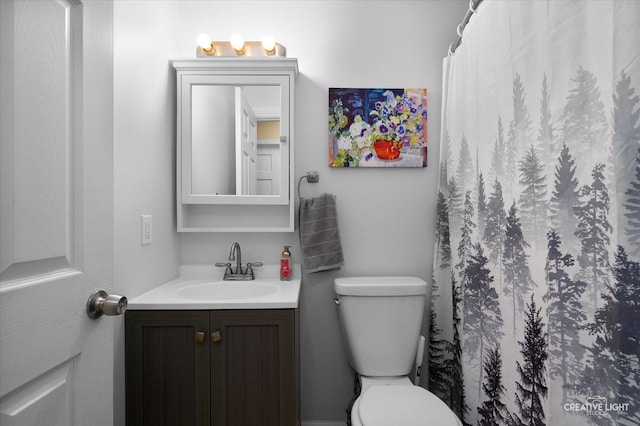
173;281;280;300
127;264;301;310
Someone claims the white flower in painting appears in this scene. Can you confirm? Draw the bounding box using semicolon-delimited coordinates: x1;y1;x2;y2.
348;116;372;149
337;134;352;151
349;116;371;138
383;90;397;108
356;136;370;149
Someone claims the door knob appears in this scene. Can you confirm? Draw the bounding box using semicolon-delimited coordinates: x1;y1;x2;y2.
86;290;128;319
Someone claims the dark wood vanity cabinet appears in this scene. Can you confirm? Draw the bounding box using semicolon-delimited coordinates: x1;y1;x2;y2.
125;311;210;425
125;309;300;426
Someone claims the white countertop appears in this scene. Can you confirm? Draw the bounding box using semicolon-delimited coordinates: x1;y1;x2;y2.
128;264;301;310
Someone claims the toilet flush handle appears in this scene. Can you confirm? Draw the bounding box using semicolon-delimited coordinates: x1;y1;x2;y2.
334;297;340;306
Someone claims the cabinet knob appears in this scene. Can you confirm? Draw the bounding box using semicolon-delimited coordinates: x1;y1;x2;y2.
211;330;222;343
195;331;205;343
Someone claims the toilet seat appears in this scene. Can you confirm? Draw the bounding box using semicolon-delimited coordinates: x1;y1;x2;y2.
357;385;461;426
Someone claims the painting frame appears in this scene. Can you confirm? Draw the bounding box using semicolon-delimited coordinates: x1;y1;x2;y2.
328;87;428;168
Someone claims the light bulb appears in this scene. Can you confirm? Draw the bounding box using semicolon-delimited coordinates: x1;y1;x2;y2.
262;35;276;54
197;33;212;49
230;34;245;53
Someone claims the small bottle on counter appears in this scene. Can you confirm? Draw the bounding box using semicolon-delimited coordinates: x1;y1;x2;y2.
280;245;292;281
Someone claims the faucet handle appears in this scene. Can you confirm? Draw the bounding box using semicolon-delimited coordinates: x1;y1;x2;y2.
245;262;263;279
215;262;233;275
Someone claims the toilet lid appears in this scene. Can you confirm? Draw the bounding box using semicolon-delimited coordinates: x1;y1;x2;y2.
359;386;460;426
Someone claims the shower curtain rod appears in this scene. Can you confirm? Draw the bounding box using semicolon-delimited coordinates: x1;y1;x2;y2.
448;0;484;55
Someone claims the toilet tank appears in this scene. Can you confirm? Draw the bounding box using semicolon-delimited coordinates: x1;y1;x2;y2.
334;277;427;377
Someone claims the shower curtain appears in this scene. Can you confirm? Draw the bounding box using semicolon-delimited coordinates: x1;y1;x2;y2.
429;1;639;425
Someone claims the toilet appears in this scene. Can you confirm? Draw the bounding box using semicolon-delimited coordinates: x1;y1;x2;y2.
334;276;462;426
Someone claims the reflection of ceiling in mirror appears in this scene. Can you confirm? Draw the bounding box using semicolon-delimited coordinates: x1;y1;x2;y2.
243;85;280;117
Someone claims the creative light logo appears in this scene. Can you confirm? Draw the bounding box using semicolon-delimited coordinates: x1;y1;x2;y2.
564;396;630;416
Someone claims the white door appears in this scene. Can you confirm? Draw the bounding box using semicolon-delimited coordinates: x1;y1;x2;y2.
0;1;115;425
235;87;258;195
256;141;281;196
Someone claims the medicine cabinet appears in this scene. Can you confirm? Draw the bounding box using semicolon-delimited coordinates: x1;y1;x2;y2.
172;58;298;232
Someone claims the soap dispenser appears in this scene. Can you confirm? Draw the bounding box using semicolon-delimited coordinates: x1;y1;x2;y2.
280;245;292;281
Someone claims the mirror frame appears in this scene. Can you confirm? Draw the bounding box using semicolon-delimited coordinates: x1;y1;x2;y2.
172;58;298;232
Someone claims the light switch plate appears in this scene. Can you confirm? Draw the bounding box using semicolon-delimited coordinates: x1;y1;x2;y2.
141;215;152;245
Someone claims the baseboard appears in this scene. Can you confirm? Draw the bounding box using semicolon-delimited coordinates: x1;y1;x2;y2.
302;422;347;426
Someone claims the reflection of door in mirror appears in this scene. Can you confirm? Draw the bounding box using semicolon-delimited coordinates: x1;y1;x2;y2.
241;85;281;196
192;85;235;195
235;87;258;195
257;121;281;195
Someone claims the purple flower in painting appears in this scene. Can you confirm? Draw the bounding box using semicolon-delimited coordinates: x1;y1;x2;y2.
377;122;389;135
388;121;396;129
396;103;405;113
375;101;382;110
359;147;374;163
396;124;406;136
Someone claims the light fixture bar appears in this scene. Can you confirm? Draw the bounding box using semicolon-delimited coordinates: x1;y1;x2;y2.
196;40;287;58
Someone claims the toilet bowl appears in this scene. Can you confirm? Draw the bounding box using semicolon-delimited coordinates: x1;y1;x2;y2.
334;277;462;426
350;377;461;426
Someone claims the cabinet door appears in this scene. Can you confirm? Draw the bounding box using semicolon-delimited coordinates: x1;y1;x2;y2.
126;311;210;426
211;310;297;426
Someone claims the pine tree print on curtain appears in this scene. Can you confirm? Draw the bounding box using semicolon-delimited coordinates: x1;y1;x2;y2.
513;296;548;426
429;1;640;425
543;230;586;403
477;346;510;425
612;73;640;249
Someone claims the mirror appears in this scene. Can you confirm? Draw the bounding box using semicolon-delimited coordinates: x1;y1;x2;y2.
191;84;282;196
178;73;291;206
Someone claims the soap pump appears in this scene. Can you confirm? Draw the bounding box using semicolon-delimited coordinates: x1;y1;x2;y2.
280;245;292;281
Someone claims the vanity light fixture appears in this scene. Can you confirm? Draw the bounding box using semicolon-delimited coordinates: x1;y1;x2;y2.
197;33;215;55
262;35;276;55
230;34;246;55
196;33;287;57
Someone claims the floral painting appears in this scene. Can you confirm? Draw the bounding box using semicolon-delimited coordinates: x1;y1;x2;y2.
328;88;427;167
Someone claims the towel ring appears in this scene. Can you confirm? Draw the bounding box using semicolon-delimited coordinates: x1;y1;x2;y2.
297;171;319;199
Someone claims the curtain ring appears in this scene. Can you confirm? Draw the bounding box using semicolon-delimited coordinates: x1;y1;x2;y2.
469;0;477;13
456;23;463;38
448;42;455;56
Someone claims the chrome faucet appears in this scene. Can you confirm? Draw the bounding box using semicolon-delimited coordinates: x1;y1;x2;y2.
215;242;263;280
228;242;242;275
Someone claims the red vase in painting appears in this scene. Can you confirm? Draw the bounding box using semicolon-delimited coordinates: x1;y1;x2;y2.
373;140;401;160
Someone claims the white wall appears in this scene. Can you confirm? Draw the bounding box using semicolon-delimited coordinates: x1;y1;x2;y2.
112;3;183;424
113;1;468;423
